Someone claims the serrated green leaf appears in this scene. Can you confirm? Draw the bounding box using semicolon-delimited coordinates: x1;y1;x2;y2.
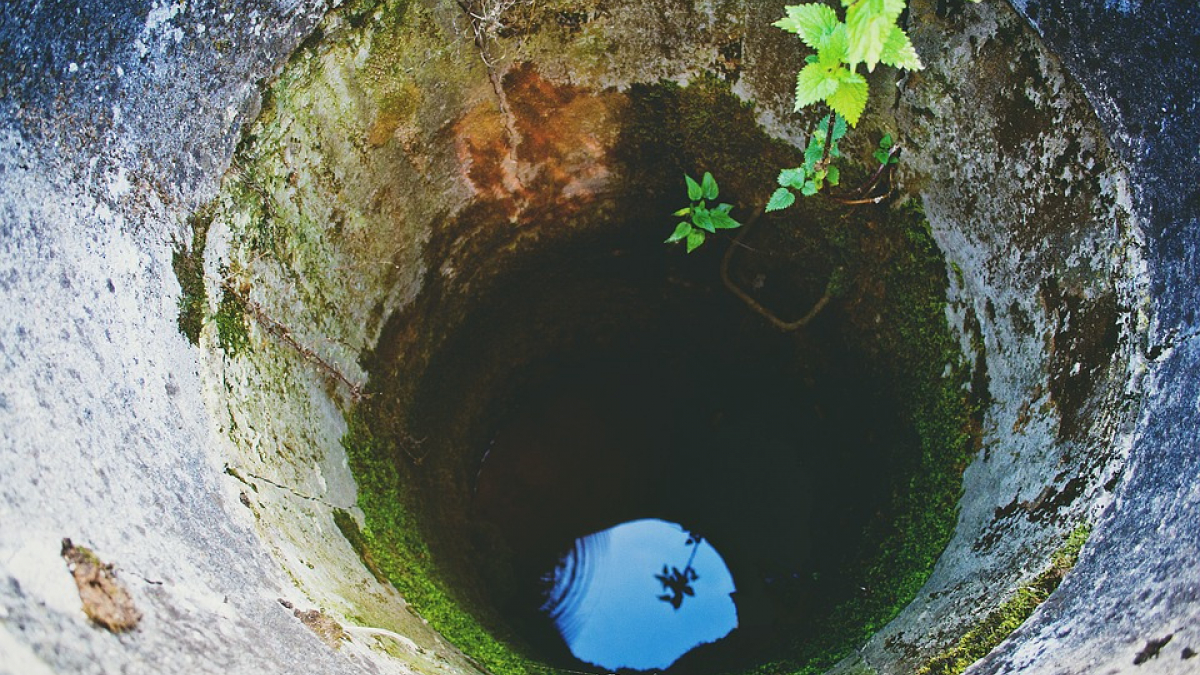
673;206;691;217
693;210;716;233
701;171;718;200
845;0;904;71
766;187;796;212
879;25;923;71
877;0;908;24
827;72;869;126
711;210;741;230
778;167;807;189
874;149;889;164
801;180;819;196
685;174;702;201
774;4;841;51
686;229;705;253
820;113;848;141
795;63;841;111
846;17;888;71
879;133;893;149
665;222;692;243
773;13;802;33
818;24;850;67
804;134;825;169
827;165;840;185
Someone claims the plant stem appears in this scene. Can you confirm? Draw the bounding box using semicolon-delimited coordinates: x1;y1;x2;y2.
720;208;838;331
818;112;837;171
221;279;367;401
855;144;900;197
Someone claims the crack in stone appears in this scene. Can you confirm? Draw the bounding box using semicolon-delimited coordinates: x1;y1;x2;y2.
1147;328;1200;362
226;464;346;509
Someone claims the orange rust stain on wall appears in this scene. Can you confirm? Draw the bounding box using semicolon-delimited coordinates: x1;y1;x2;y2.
453;63;624;222
505;63;623;205
454;101;518;205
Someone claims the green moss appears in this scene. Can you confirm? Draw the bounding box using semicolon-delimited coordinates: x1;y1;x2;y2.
215;287;250;357
916;524;1091;675
333;508;390;585
341;416;541;675
172;205;215;345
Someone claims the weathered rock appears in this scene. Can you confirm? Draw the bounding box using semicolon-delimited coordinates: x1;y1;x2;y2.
0;0;1196;674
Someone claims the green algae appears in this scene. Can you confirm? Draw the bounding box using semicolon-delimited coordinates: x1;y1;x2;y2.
215;286;250;357
341;414;543;675
333;508;391;585
916;524;1091;675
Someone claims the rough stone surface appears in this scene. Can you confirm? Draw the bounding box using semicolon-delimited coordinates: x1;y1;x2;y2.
0;1;477;674
0;1;1197;675
967;1;1200;673
817;2;1153;671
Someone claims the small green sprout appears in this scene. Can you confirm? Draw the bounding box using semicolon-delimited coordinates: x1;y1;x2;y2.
767;113;847;211
666;172;741;253
874;133;900;165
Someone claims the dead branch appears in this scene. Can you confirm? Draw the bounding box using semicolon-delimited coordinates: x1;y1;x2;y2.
720;208;839;331
220;280;367;401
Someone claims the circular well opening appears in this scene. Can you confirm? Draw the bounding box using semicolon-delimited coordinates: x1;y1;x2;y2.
195;2;1140;672
352;178;976;674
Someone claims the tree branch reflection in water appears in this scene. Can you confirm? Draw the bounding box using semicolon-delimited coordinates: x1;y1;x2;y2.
655;530;703;610
541;519;737;671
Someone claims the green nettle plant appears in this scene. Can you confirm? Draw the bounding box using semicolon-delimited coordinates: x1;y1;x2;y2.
767;112;848;211
666;172;742;253
778;0;924;122
767;0;924;208
666;0;982;244
874;133;901;166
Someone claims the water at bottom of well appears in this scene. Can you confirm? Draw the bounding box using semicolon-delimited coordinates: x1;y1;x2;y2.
541;518;738;672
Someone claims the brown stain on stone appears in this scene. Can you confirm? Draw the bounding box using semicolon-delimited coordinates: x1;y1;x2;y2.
453;62;622;223
294;607;348;649
454;101;519;210
61;538;141;633
505;62;621;205
1040;278;1121;442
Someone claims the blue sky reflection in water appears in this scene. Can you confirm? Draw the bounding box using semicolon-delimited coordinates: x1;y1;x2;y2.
542;518;738;671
